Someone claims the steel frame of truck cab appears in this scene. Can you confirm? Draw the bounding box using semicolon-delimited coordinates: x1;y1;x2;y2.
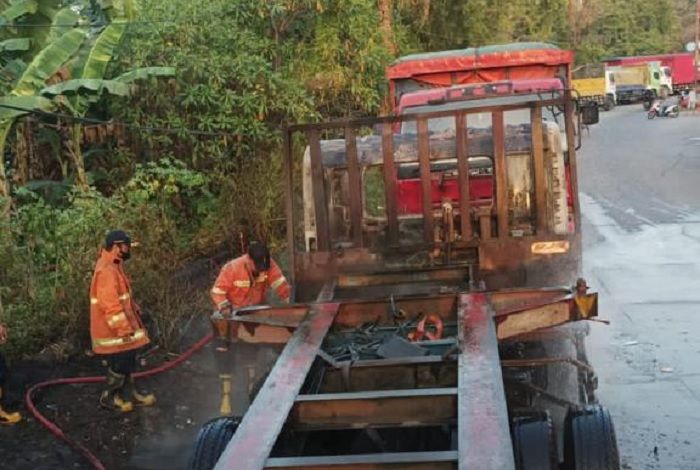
205;92;617;470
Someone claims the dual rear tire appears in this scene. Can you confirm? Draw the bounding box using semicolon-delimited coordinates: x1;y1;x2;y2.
512;405;619;470
188;416;241;470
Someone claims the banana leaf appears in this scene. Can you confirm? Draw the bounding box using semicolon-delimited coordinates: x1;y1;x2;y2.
41;78;130;97
0;0;38;23
80;21;126;80
0;38;30;52
69;20;130;115
0;58;27;81
0;94;53;119
116;66;175;83
12;27;88;96
45;5;80;44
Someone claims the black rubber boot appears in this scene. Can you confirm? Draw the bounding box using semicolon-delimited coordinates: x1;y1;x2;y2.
125;375;156;407
0;387;20;424
100;368;133;412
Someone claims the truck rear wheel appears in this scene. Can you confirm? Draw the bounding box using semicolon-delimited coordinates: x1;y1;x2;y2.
512;414;557;470
603;95;614;112
563;405;620;470
188;416;241;470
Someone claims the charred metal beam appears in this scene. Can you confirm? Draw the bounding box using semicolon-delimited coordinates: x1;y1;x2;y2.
345;127;364;247
337;267;469;288
458;293;515;469
320;356;457;393
501;356;595;374
214;303;339;470
417;118;434;243
309;129;331;251
290;388;457;431
530;106;547;234
492;111;508;239
265;451;458;469
382;123;399;245
455;113;472;240
563;92;581;234
286;98;563;131
283;128;296;286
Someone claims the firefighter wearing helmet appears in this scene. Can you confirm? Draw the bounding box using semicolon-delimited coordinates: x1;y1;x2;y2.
209;241;291;414
89;230;155;412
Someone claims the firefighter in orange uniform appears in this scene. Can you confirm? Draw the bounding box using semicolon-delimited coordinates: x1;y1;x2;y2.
209;241;290;414
90;230;155;412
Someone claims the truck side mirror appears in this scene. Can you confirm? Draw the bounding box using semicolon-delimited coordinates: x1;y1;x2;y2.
580;103;599;125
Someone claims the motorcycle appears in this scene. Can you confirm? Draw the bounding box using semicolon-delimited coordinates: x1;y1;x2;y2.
647;99;679;119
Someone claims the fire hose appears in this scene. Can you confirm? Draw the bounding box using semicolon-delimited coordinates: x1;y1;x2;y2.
24;332;214;470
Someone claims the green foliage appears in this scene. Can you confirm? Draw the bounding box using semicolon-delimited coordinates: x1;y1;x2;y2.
12;28;88;96
0;38;30;53
0;159;215;357
0;94;53;119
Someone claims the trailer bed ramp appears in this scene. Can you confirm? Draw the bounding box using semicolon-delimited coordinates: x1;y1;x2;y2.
209;291;587;469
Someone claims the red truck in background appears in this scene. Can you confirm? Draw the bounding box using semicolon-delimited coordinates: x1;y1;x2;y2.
603;52;697;93
387;42;574;111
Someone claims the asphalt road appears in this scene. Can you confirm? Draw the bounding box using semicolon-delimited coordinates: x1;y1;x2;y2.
578;104;700;470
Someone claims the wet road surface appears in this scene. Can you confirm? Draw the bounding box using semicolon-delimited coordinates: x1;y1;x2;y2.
579;104;700;469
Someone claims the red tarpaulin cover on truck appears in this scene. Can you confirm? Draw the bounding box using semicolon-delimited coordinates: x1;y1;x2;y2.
387;42;574;107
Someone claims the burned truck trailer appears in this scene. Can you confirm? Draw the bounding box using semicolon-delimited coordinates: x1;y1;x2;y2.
188;81;619;470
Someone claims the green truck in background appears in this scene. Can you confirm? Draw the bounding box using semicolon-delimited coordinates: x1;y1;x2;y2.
607;61;672;103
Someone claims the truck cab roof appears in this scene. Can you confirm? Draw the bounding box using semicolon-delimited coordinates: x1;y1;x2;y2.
396;78;565;114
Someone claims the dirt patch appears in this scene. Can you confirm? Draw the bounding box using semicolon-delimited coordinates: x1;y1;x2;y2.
0;320;236;470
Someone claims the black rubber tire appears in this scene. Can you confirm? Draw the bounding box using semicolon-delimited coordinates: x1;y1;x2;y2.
512;415;557;470
188;416;242;470
603;96;614;112
563;405;620;470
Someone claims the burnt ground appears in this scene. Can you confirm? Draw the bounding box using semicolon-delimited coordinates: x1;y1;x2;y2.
0;317;251;470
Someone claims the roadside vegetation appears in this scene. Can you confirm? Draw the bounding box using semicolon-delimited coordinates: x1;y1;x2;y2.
0;0;691;359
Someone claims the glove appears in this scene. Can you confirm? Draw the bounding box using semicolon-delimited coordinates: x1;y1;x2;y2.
210;310;225;321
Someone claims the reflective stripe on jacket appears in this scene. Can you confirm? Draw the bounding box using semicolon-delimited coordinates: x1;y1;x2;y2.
210;254;290;310
89;248;150;355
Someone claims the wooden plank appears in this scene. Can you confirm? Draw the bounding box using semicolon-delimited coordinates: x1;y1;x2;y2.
309;129;331;251
265;451;458;469
492;111;508;239
291;388;457;431
457;293;515;470
455;113;472;240
417;118;434;243
382;123;399;245
530;106;547;234
345;127;364;247
214;303;339;470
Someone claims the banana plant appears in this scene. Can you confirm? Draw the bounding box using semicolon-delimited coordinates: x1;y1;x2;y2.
0;26;87;202
41;11;173;190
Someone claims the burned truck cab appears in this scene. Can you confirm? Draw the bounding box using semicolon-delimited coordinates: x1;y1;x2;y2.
299;78;586;299
188;43;616;470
